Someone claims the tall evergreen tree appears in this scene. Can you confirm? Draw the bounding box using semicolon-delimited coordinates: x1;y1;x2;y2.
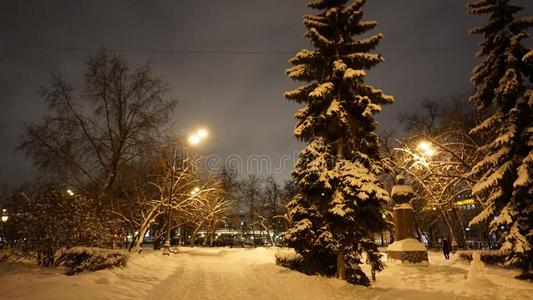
467;0;532;278
281;0;393;286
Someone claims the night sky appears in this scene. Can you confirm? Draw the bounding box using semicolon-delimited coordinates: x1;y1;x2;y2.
0;0;531;185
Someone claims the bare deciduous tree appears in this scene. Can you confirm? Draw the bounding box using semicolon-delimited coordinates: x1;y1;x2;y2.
382;99;483;247
19;50;176;206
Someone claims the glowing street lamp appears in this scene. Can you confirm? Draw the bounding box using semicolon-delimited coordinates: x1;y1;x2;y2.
163;127;209;256
66;189;74;196
1;209;8;222
417;141;435;157
191;186;201;196
197;128;208;139
188;128;209;146
188;135;201;145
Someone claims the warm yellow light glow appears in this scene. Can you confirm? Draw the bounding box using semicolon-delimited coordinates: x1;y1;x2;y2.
188;128;209;145
197;129;208;138
188;134;201;145
67;189;74;196
1;215;7;222
418;141;430;151
454;199;475;207
191;187;201;196
417;141;435;157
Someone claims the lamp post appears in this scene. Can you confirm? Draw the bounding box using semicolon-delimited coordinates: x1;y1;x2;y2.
162;128;209;256
417;141;436;157
1;209;8;223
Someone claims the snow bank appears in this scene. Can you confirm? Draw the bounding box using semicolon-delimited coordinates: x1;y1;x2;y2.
275;248;303;269
0;249;182;300
56;247;129;275
275;248;302;262
457;250;506;266
387;238;427;252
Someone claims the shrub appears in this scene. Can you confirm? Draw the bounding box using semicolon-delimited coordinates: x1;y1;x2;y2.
56;247;129;275
2;184;116;266
275;248;303;270
457;250;507;266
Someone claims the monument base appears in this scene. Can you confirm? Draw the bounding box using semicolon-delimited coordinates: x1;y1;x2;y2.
387;238;429;266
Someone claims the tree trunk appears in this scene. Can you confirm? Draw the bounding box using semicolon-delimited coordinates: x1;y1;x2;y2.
336;251;346;280
440;208;457;251
266;228;274;246
452;207;469;250
209;223;217;246
132;225;149;253
191;222;204;247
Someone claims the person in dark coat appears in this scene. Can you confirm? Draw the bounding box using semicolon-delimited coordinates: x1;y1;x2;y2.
442;238;451;259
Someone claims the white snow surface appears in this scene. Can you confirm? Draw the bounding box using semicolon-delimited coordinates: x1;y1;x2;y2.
0;247;532;299
391;184;414;197
467;252;488;283
275;248;302;262
394;203;414;210
387;238;427;252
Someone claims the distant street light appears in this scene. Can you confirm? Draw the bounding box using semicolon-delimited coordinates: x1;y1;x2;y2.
1;209;8;222
190;186;201;196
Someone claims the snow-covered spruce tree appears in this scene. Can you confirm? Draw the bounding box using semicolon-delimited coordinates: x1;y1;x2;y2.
281;0;393;286
467;0;532;278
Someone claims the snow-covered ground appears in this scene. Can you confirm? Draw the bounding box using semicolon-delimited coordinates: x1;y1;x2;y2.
0;248;531;300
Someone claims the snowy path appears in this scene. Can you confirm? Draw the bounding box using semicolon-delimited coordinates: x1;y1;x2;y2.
146;248;285;299
145;248;533;300
1;247;532;299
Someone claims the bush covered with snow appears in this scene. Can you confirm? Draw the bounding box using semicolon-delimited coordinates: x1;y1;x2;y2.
275;248;303;270
1;184;116;267
56;247;129;275
458;250;507;267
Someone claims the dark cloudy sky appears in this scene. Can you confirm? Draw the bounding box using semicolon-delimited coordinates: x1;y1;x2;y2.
0;0;531;185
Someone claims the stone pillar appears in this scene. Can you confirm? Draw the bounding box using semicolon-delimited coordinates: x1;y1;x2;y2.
387;175;429;265
393;204;416;240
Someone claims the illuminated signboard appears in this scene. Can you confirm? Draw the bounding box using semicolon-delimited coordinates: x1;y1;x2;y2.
454;198;475;208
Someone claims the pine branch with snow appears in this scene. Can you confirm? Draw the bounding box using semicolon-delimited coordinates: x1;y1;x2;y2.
467;0;532;277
